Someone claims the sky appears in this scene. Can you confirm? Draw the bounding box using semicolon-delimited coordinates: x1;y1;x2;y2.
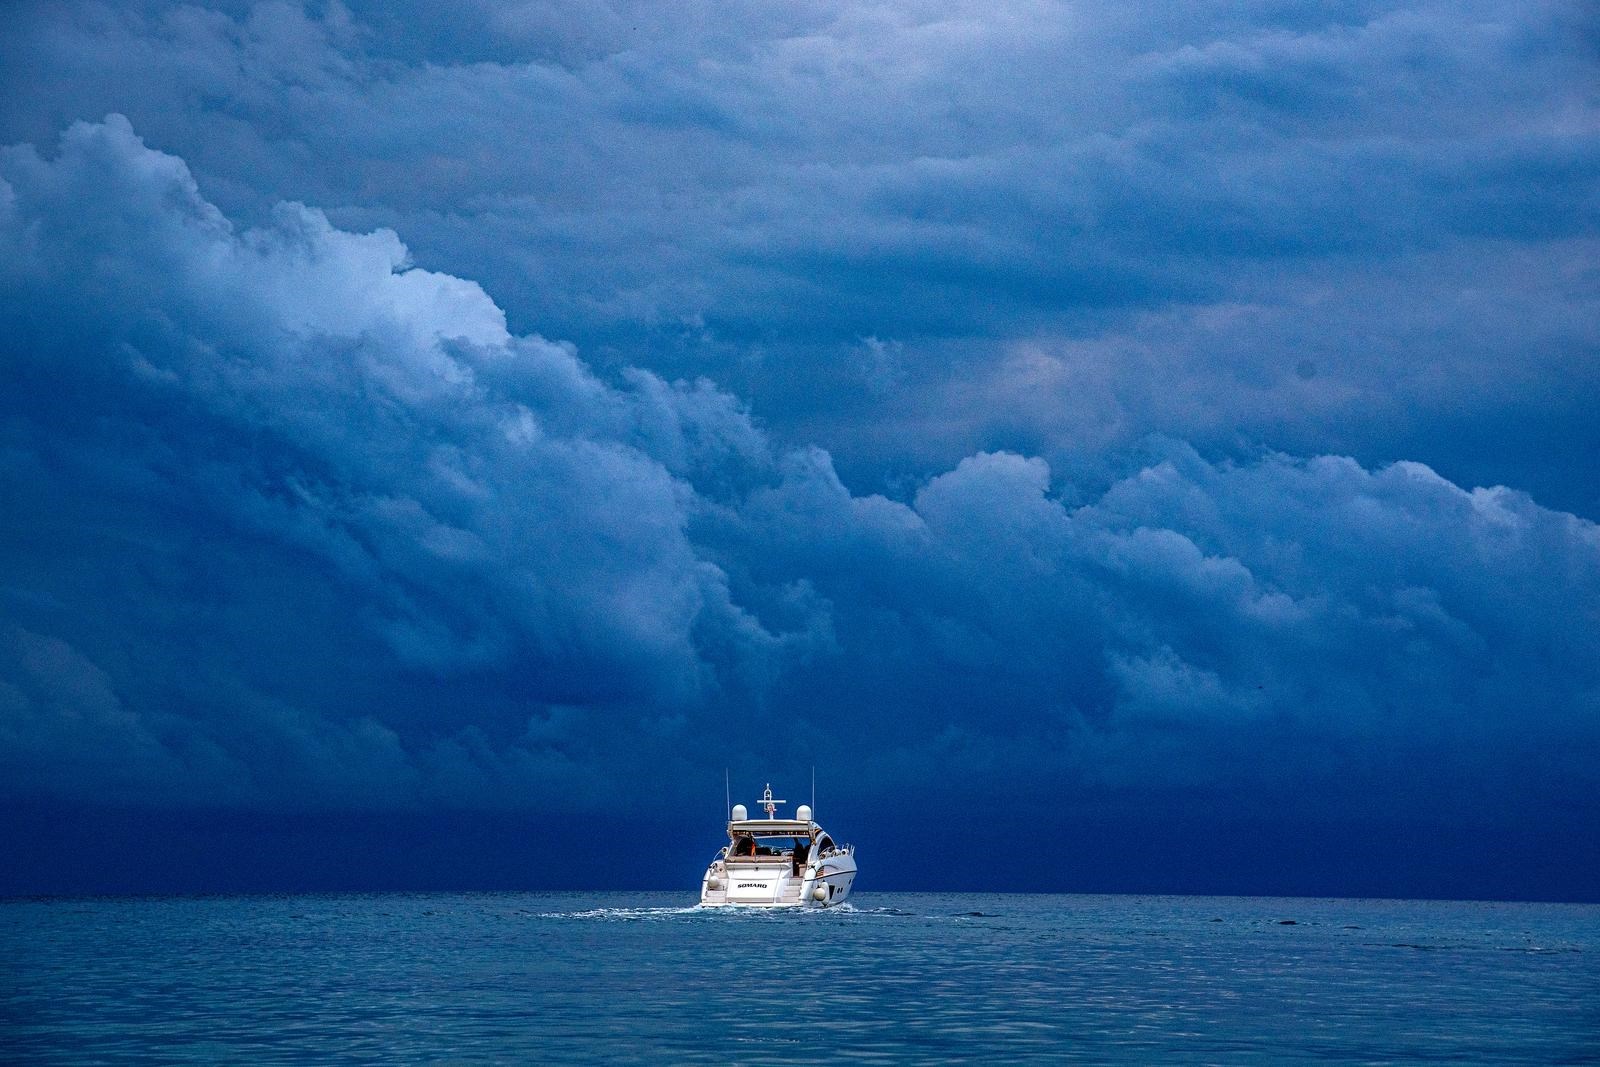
1;0;1597;900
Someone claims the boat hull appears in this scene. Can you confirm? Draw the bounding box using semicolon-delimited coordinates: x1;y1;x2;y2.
700;855;857;908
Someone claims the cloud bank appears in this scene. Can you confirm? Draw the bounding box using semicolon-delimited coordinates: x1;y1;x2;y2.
1;0;1597;894
3;1;1596;512
2;118;1596;859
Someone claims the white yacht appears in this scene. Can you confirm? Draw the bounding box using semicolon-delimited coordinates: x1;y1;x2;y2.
700;784;857;908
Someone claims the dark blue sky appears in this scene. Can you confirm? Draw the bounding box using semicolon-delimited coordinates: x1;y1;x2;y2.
2;1;1597;899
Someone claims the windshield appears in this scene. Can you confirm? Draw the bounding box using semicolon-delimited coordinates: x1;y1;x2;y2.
728;833;810;858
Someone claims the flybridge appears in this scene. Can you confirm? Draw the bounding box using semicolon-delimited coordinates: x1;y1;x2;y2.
727;819;812;833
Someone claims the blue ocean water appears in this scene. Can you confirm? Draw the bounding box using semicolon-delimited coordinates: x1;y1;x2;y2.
2;892;1595;1064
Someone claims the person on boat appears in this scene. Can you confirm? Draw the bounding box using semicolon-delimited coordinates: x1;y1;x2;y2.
792;836;810;876
731;834;756;858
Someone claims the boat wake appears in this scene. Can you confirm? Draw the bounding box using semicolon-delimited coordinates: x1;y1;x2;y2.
532;906;705;922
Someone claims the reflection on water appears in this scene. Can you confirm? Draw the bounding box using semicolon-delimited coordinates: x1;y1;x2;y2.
2;892;1596;1063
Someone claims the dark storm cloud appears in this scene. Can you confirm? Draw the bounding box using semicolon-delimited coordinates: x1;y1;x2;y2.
2;118;1597;845
720;443;1599;819
0;116;797;809
3;2;1594;514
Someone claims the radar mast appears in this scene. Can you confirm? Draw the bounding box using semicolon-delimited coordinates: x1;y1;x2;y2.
760;782;786;819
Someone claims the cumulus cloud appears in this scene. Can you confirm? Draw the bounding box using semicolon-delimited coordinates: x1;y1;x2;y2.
0;116;805;807
1;108;1596;864
719;440;1600;819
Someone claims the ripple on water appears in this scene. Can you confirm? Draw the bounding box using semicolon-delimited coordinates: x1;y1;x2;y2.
2;892;1596;1064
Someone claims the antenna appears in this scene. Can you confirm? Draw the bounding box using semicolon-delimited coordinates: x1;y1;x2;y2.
725;768;730;819
812;765;816;820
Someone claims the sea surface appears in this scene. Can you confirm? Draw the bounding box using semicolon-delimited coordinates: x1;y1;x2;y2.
1;891;1596;1064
